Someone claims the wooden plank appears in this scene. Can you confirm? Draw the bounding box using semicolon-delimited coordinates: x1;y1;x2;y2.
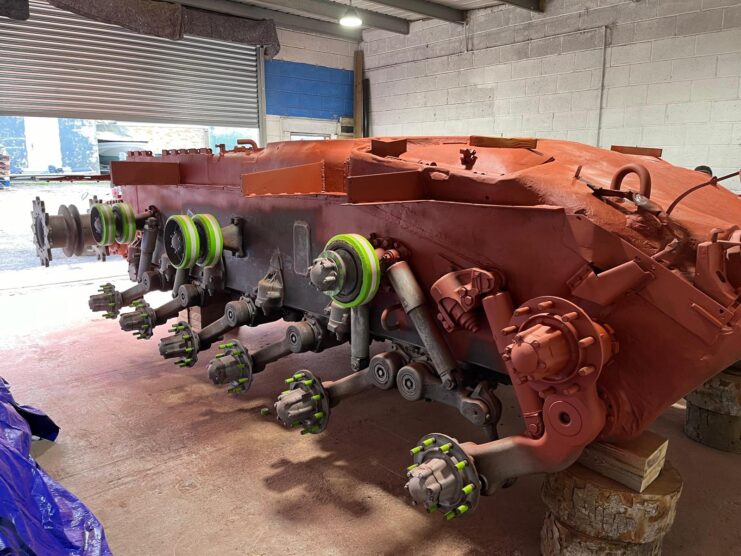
469;136;538;149
578;429;668;492
353;50;364;138
611;145;664;158
110;160;180;186
241;162;324;196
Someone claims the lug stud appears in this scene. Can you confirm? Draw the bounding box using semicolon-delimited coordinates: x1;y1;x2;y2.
562;311;579;323
578;337;595;348
578;365;596;376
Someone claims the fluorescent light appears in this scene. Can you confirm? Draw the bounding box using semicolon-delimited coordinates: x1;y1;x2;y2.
340;6;362;27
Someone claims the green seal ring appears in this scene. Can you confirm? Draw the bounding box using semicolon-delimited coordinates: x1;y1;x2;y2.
192;213;223;268
91;203;116;246
113;202;137;244
165;214;200;269
326;233;380;308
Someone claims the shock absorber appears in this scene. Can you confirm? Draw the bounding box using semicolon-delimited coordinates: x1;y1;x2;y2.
386;261;458;390
137;217;160;281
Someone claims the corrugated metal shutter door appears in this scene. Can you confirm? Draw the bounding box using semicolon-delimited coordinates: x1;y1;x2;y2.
0;0;259;127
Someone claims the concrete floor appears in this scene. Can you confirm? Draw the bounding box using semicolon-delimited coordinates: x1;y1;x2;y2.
0;266;740;555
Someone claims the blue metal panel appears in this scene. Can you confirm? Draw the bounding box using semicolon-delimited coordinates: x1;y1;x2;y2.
265;60;353;120
58;119;100;173
0;116;27;174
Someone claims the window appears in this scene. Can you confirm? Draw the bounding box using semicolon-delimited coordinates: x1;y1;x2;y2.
290;133;331;141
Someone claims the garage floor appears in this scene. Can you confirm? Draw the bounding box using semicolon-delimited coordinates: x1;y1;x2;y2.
0;263;739;555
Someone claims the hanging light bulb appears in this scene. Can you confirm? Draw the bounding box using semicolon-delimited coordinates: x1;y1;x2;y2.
339;1;363;28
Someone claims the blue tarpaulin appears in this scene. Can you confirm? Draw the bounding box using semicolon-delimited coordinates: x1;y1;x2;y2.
0;378;111;555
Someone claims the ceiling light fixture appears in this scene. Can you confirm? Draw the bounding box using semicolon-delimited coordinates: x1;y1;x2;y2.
339;1;362;28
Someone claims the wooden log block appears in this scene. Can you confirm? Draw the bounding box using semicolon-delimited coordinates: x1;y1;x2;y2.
578;430;668;492
541;512;663;556
685;368;741;453
541;461;682;545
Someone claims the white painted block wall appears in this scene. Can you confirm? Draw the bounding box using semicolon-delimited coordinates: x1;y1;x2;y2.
275;28;357;71
362;0;741;188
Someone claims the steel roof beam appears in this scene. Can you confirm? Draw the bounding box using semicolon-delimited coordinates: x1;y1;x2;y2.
364;0;465;23
500;0;544;12
172;0;362;40
248;0;410;34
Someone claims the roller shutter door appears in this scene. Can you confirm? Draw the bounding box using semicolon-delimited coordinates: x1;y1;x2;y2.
0;0;259;127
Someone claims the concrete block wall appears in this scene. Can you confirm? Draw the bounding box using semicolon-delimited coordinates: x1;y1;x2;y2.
362;0;741;186
275;28;356;71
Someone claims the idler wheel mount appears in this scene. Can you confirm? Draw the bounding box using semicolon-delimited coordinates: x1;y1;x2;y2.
309;233;381;308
